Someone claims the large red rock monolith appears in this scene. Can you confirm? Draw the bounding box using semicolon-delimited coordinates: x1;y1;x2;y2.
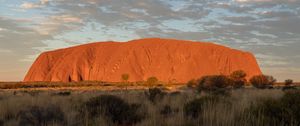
24;38;262;83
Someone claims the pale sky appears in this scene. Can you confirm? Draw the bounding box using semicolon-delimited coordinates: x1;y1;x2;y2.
0;0;299;82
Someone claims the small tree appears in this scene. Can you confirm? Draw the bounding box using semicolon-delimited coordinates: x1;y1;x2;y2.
282;79;295;91
285;79;293;86
146;76;159;87
230;70;247;88
250;75;276;89
121;74;130;82
197;75;232;95
121;74;130;90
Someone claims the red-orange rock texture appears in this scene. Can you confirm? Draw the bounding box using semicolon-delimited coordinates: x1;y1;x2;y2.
24;38;262;83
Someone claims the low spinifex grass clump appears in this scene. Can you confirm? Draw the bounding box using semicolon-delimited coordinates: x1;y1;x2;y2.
0;87;298;126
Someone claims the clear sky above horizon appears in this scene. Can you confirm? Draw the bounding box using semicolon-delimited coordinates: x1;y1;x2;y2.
0;0;299;82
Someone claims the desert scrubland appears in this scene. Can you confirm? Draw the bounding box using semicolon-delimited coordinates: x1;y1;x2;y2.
0;78;299;126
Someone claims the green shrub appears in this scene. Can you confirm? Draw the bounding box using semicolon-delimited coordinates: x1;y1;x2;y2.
83;95;144;125
197;75;231;95
145;87;166;103
17;105;65;126
250;75;276;89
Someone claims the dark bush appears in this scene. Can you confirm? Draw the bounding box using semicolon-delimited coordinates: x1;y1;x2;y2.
230;70;247;79
83;95;144;125
22;91;40;96
197;75;231;95
230;70;247;88
184;98;203;119
3;111;14;121
231;80;245;89
145;87;166;103
282;79;296;91
103;83;112;86
285;79;293;86
250;75;276;89
247;98;283;125
56;91;71;96
18;105;65;126
169;91;181;96
160;105;178;117
282;86;297;91
246;90;300;125
280;90;300;124
160;105;172;116
184;96;219;119
187;79;197;88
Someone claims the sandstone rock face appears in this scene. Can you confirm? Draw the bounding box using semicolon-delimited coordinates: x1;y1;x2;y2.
24;38;262;83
